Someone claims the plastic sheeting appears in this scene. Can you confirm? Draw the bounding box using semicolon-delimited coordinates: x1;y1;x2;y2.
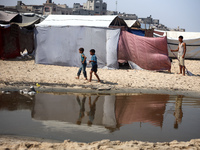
154;30;200;59
35;26;120;69
128;28;145;36
0;11;18;23
118;30;171;71
128;61;143;70
124;20;141;28
36;15;127;28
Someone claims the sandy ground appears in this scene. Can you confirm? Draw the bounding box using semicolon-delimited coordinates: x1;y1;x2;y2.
0;58;200;149
0;58;200;96
0;136;200;150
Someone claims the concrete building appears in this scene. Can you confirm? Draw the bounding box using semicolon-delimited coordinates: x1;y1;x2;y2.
73;3;83;11
106;10;117;15
43;0;72;15
72;3;94;15
139;15;153;24
118;13;138;20
83;0;107;15
21;5;44;14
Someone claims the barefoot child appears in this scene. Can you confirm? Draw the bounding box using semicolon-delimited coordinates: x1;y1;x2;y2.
76;48;87;80
89;49;100;82
171;36;186;76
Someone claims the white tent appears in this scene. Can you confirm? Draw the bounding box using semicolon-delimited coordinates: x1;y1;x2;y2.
36;15;127;28
35;15;121;69
154;30;200;59
124;20;141;28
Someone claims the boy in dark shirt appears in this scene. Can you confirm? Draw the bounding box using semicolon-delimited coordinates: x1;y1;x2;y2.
89;49;100;82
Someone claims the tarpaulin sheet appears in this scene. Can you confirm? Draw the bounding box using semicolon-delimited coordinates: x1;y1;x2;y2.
0;11;18;22
0;25;20;59
118;30;171;71
128;28;145;36
35;26;120;69
36;15;127;28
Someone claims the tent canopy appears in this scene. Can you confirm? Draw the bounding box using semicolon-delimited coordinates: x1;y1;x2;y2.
0;11;18;23
124;20;141;28
36;15;127;28
11;13;41;27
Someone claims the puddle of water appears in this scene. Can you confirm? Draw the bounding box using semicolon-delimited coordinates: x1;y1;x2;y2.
0;92;200;143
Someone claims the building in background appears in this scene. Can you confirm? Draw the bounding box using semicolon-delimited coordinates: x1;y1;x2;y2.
73;3;94;15
0;0;185;31
83;0;107;15
43;0;72;15
118;13;138;20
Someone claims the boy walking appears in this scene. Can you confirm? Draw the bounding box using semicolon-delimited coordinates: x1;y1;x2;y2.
89;49;100;82
76;48;87;80
171;36;186;76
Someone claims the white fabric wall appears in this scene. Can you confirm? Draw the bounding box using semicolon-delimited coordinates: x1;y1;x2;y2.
168;38;200;59
154;30;200;59
35;26;120;68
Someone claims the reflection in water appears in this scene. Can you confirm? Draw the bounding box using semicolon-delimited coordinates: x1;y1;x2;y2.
0;92;170;130
76;95;100;126
0;92;34;111
115;94;169;128
76;95;86;125
174;95;183;129
88;96;99;126
0;92;200;143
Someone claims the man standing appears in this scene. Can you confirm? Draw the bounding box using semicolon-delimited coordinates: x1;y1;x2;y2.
171;36;186;76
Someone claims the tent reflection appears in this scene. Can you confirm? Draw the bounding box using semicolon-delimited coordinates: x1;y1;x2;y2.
115;94;169;127
32;93;170;130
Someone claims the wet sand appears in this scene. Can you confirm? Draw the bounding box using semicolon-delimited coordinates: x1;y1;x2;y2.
0;58;200;149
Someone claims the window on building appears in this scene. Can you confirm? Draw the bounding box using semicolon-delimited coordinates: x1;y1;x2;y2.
96;6;99;8
53;7;56;11
45;7;50;12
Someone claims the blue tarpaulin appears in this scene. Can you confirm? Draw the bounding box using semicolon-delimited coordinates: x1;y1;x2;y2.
128;28;145;36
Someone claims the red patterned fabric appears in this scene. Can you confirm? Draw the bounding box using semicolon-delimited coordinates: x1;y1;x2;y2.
118;30;171;71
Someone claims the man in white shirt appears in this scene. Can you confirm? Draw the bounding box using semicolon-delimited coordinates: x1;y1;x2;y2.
171;36;187;76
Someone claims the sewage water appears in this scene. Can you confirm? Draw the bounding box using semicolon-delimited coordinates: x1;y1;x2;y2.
0;92;200;143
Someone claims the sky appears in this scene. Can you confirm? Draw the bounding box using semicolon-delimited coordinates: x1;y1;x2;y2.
1;0;200;32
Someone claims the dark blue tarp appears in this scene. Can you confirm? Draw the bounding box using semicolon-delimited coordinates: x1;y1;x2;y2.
128;28;145;36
